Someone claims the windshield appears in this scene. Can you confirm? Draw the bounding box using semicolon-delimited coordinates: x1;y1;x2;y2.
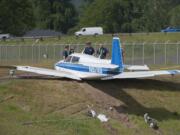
71;56;80;63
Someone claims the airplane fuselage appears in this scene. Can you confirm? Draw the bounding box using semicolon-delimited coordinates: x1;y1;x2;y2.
54;53;122;79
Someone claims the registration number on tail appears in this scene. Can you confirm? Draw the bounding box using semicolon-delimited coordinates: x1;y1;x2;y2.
89;67;102;74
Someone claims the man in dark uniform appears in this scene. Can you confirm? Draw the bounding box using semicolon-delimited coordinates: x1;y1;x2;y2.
62;46;69;59
83;42;95;55
97;44;109;59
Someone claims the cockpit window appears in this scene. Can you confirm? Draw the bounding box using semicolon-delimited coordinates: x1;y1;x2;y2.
71;56;80;63
64;56;72;62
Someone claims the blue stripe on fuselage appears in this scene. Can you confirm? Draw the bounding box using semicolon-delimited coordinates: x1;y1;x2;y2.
55;62;120;75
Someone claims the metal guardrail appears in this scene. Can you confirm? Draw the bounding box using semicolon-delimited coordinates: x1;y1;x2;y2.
0;42;180;65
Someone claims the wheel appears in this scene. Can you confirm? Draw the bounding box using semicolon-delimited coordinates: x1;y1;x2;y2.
94;33;98;37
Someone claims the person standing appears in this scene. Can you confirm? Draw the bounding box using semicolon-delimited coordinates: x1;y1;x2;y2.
62;45;69;59
83;42;95;55
97;44;109;59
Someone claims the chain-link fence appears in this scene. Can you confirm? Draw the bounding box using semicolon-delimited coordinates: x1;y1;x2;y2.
0;42;180;65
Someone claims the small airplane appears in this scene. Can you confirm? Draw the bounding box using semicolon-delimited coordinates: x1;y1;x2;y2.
10;37;180;80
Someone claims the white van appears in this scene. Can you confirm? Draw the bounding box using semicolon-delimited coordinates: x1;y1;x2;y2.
0;34;10;39
75;27;103;36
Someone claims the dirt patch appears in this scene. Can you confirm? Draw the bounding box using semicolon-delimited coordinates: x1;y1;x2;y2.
78;81;135;128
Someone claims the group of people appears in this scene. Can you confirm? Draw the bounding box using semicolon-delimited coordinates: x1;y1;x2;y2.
83;42;109;59
62;45;75;59
63;42;109;59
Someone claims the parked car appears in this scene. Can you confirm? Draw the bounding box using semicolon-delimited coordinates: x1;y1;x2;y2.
0;33;10;40
75;27;103;36
161;27;180;32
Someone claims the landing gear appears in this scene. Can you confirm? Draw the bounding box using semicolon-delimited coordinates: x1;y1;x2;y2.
9;69;15;76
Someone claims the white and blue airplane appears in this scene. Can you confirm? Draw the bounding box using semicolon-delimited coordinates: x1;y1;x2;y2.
16;37;180;80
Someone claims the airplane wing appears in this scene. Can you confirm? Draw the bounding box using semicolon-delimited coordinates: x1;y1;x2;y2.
16;66;81;80
124;65;150;71
102;70;180;80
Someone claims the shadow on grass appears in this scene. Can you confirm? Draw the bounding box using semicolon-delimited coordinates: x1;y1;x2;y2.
7;75;180;121
86;79;180;121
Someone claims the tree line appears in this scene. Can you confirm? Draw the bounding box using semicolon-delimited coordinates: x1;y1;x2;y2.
0;0;179;36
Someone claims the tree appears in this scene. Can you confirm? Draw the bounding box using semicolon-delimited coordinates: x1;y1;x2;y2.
0;0;35;36
141;0;170;32
31;0;51;29
169;5;180;27
51;0;78;33
79;0;180;33
32;0;78;33
79;0;136;33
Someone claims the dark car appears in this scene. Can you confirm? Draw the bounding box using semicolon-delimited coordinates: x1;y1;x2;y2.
161;27;180;32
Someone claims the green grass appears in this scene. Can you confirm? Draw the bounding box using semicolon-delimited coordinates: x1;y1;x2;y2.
0;32;180;46
0;66;180;135
0;80;107;135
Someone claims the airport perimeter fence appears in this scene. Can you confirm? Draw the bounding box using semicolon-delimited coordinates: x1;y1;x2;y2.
0;42;180;65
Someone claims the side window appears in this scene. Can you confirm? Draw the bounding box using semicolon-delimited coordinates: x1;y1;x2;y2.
71;56;80;63
64;56;72;62
82;28;86;32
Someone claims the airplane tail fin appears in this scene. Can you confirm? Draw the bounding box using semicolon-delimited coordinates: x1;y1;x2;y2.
111;37;124;70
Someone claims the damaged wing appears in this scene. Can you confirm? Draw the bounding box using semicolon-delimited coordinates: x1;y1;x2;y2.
16;66;81;80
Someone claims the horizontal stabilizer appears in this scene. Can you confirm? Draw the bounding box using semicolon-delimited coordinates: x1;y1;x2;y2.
124;65;150;71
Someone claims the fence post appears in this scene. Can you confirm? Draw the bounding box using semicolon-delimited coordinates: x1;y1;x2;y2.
0;45;2;64
142;42;145;65
32;44;33;63
18;45;21;64
76;43;79;53
5;45;8;64
177;42;180;65
95;42;97;51
53;45;56;60
46;45;48;60
0;45;1;64
38;44;41;62
153;41;156;64
132;42;135;64
164;41;169;65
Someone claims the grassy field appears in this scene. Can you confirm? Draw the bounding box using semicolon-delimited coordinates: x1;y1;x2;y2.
0;32;180;46
0;65;180;135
